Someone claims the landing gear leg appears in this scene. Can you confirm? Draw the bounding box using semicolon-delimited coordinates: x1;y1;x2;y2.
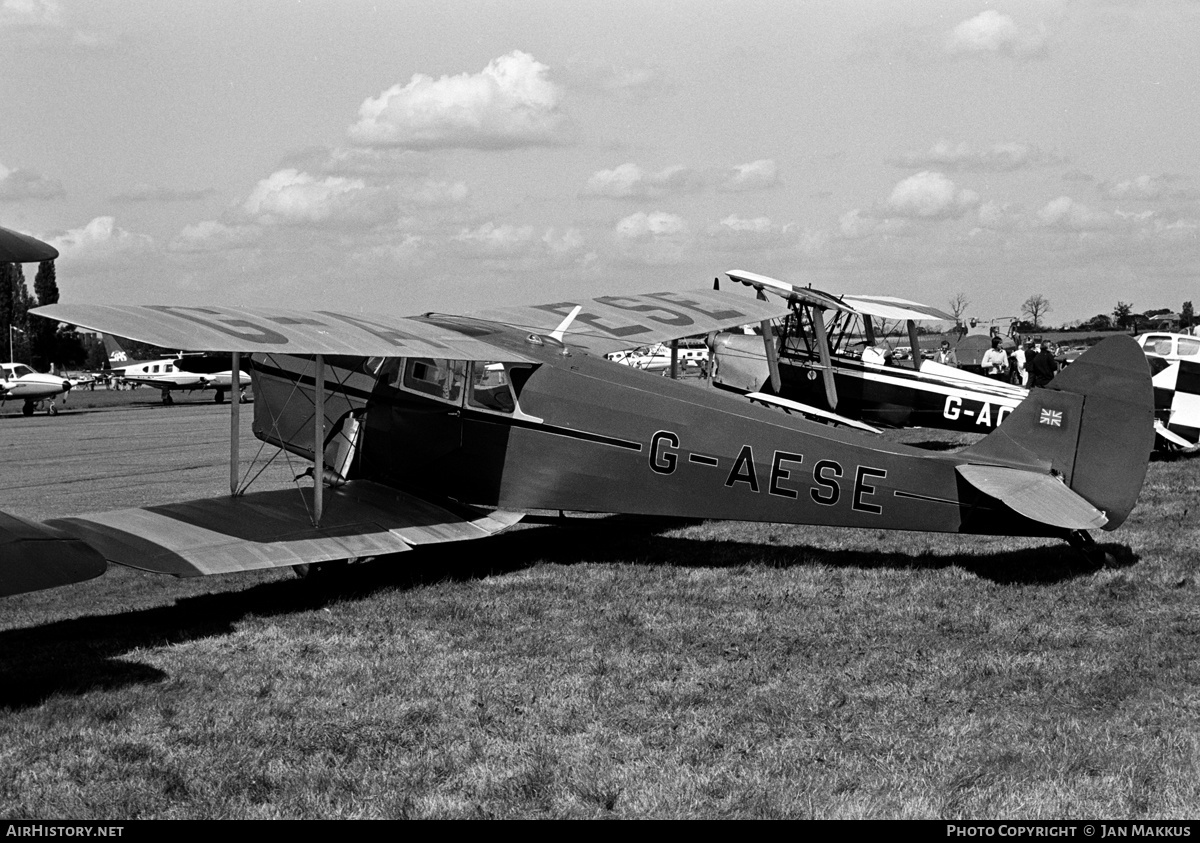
1067;530;1114;568
214;389;226;404
161;389;173;406
48;402;57;416
22;401;34;417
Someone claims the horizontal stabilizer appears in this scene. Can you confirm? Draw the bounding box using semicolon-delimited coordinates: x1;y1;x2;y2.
956;464;1107;530
0;512;108;597
746;391;882;434
1154;419;1196;450
46;481;522;577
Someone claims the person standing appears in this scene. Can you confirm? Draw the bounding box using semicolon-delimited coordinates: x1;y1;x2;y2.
1013;340;1032;387
936;340;958;367
1029;340;1059;388
981;336;1010;381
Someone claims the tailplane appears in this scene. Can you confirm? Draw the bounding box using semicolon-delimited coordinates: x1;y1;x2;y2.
960;335;1154;531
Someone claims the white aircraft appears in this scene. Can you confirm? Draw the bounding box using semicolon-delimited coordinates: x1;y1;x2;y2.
0;362;72;416
606;338;710;373
104;334;250;404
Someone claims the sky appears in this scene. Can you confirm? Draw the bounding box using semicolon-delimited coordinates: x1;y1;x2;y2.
1;0;1198;327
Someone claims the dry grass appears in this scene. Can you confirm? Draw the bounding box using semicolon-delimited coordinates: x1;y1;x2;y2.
1;400;1199;819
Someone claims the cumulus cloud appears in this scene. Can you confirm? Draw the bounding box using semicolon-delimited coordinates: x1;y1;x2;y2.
1036;196;1114;231
113;183;216;202
348;51;568;149
614;211;688;240
169;220;262;253
0;0;61;28
718;159;779;193
49;216;153;263
884;171;979;219
583;163;702;199
613;211;691;265
1098;174;1190;201
838;209;911;240
945;10;1047;57
0;161;65;200
448;222;587;265
241;168;367;225
890;141;1061;172
707;215;796;250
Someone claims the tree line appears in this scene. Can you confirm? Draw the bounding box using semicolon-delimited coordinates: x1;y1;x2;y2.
948;291;1195;334
0;261;87;371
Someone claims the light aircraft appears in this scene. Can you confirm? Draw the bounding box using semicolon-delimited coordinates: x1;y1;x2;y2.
709;271;1197;451
103;334;250;404
710;270;1030;433
0;284;1155;598
606;338;710;373
0;362;72;416
0;227;70;415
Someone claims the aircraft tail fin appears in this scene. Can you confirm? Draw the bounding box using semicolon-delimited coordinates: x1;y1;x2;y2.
960;335;1154;531
102;333;130;365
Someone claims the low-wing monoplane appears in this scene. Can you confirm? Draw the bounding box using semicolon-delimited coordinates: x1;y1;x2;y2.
0;362;72;416
103;334;251;403
0;285;1155;598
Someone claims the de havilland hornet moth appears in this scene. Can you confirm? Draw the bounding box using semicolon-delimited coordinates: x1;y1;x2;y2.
0;284;1155;598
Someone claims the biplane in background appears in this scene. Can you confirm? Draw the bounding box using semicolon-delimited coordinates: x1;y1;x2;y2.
0;282;1155;598
710;270;1030;433
709;271;1199;451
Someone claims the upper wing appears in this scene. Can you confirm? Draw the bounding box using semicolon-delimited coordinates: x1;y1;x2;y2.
840;295;955;322
466;287;790;356
726;269;955;322
34;304;539;363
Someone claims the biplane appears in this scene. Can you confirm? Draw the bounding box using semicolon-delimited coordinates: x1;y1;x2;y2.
710;270;1196;450
0;283;1155;598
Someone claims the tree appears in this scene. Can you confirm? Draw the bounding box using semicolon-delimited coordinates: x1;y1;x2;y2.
948;292;969;334
1182;301;1194;330
1113;301;1134;331
1022;294;1051;330
31;260;59;371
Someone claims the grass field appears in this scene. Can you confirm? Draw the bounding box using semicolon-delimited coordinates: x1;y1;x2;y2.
1;395;1198;819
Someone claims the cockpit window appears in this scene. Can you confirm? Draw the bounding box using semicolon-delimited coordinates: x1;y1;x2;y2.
398;358;466;403
1143;336;1172;356
467;362;516;413
11;365;33;378
1179;338;1200;358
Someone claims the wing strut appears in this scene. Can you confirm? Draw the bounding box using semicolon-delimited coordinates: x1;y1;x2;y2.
314;354;325;527
809;306;838;410
229;351;241;496
756;289;782;394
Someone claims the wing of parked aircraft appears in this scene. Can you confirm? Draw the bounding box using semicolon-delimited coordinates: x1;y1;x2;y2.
0;224;58;263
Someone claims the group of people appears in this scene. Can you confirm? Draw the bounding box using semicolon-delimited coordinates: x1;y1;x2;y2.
980;336;1059;388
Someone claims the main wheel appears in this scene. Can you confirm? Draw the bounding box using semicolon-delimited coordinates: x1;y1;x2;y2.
214;389;226;404
22;402;34;416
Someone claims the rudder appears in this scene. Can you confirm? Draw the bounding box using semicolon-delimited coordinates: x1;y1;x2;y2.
961;335;1154;530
